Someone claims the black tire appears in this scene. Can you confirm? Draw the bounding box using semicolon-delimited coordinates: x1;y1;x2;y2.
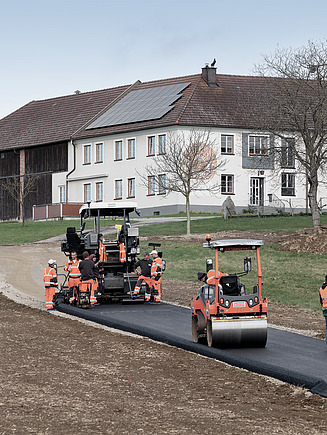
207;319;213;347
192;314;207;344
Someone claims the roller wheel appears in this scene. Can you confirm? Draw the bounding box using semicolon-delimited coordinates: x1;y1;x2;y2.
192;315;207;344
206;319;213;347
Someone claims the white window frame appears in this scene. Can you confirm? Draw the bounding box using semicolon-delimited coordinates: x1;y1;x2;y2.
281;173;295;196
147;136;155;156
96;182;104;201
127;178;135;198
115;179;123;200
127;138;136;159
158;134;166;154
221;134;234;154
115;140;123;160
221;174;234;194
95;142;103;163
83;144;91;164
148;175;155;196
249;135;268;156
158;174;167;194
84;183;91;202
59;185;66;203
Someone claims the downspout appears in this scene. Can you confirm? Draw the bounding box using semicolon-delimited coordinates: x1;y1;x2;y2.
66;139;76;202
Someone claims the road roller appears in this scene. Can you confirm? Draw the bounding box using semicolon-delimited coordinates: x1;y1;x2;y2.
190;236;268;348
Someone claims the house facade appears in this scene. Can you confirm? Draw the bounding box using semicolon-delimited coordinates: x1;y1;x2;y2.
0;65;321;220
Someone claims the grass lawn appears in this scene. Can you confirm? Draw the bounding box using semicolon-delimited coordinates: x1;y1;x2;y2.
1;215;325;311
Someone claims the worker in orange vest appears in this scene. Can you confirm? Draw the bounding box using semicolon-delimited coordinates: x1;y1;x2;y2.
119;242;126;263
43;259;58;311
64;251;81;304
132;251;152;298
147;250;163;304
319;277;327;345
99;235;107;263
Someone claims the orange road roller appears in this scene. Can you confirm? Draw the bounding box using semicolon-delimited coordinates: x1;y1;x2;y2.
190;236;268;348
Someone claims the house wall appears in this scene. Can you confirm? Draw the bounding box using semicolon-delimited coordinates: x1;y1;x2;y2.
63;126;322;216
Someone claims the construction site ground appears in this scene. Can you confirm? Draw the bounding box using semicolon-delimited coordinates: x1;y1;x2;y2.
1;228;327;434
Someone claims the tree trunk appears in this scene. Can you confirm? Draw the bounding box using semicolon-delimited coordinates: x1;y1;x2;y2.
186;196;191;235
308;176;321;228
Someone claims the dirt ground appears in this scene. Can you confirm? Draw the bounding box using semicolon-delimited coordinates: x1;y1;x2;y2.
1;229;327;434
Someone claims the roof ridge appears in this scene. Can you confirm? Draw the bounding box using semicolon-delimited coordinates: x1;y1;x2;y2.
175;75;202;124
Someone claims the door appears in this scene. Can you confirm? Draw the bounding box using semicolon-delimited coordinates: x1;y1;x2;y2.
250;177;264;206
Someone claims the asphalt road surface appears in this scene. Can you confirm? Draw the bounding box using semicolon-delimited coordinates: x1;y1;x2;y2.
57;301;327;398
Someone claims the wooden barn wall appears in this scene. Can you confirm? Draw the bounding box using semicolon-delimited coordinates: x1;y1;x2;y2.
0;142;68;221
24;142;68;220
0;150;20;220
25;142;68;173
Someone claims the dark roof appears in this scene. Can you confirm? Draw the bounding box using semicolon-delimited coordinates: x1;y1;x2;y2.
0;71;274;151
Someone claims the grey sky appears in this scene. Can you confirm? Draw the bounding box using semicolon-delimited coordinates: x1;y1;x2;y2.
1;0;327;118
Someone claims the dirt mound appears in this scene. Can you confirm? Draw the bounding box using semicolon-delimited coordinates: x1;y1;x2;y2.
277;226;327;254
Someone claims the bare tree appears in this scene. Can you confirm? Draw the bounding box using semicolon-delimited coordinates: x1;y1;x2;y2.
254;40;327;228
0;174;39;226
138;129;222;235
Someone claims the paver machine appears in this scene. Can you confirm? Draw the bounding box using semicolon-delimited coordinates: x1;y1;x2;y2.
191;236;268;348
59;201;140;303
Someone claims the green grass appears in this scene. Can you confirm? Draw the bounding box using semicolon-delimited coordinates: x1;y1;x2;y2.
139;240;325;312
139;214;327;237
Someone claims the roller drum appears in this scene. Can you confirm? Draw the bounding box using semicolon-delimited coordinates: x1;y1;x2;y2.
209;317;267;348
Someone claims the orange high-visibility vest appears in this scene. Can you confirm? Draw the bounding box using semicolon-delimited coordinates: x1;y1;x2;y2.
151;257;163;278
65;259;81;278
99;239;107;263
44;266;58;287
206;269;228;286
320;284;327;310
119;243;126;263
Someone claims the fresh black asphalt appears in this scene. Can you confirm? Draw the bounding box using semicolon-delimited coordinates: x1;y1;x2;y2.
57;302;327;398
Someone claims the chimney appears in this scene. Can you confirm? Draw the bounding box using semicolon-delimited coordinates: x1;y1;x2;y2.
201;64;218;87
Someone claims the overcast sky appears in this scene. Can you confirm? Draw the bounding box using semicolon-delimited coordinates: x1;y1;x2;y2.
1;0;327;119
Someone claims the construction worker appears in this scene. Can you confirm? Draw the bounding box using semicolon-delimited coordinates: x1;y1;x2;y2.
319;277;327;345
132;251;152;298
99;235;107;263
79;251;96;306
64;251;81;304
148;249;163;303
198;269;228;287
44;259;58;311
89;254;100;305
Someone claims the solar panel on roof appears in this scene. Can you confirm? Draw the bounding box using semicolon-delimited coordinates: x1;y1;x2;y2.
86;82;191;129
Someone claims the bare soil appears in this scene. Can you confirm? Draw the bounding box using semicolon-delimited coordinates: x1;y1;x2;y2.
1;229;327;434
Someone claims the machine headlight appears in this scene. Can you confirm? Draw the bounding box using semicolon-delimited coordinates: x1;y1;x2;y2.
130;247;136;254
225;300;229;307
249;299;253;306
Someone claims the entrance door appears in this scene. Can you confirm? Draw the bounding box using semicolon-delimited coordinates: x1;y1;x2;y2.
250;178;264;206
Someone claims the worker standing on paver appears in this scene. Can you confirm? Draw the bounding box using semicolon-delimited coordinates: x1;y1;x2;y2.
149;250;163;304
132;251;152;298
319;277;327;345
64;251;81;304
43;259;58;311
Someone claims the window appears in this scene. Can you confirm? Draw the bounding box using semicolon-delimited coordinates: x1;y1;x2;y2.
127;138;135;159
221;174;234;194
221;135;234;154
128;178;135;198
281;138;295;168
115;140;123;160
159;134;166;154
96;182;103;201
84;183;91;202
59;185;66;203
281;173;295;196
115;179;123;199
84;144;91;164
158;174;167;194
95;143;103;163
148;176;155;195
148;136;155;156
249;135;268;156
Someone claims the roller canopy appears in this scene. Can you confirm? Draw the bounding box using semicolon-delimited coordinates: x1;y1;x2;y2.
203;239;264;250
79;202;137;218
